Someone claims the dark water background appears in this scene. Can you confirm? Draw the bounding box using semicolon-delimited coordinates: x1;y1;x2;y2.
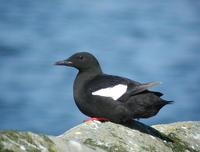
0;0;200;135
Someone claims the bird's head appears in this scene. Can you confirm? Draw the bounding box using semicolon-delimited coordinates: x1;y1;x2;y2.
55;52;102;73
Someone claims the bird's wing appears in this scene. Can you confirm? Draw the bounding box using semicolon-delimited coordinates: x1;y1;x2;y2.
118;81;161;102
86;74;140;101
87;74;161;101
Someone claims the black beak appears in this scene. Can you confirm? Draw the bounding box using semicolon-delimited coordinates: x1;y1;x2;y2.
54;59;73;66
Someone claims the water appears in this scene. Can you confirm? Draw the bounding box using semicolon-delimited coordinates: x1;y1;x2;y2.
0;0;200;135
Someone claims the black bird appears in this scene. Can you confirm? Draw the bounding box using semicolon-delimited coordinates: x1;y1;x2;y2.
55;52;173;123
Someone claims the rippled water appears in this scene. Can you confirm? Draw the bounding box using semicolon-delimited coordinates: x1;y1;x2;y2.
0;0;200;135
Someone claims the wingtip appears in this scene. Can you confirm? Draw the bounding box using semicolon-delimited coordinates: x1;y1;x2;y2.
143;81;162;88
153;81;162;85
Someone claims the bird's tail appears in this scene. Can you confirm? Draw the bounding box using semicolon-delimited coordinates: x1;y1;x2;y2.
165;100;174;105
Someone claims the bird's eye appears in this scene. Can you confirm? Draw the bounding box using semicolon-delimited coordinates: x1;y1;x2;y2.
78;56;84;60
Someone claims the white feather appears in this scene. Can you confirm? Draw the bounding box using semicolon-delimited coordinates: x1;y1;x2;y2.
92;84;127;100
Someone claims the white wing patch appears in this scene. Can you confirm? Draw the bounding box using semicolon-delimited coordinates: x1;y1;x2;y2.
92;84;128;100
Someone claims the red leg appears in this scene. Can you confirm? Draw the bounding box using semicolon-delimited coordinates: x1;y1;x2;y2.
83;117;110;122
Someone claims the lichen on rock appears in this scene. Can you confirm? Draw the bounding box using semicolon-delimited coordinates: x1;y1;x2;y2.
0;121;200;152
0;130;56;152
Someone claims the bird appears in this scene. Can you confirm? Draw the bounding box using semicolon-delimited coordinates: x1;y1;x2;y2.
55;52;173;123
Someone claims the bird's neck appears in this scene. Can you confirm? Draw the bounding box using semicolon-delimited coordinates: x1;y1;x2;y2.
74;68;102;96
80;65;102;74
76;68;102;84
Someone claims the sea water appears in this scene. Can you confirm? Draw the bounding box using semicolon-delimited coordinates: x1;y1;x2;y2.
0;0;200;135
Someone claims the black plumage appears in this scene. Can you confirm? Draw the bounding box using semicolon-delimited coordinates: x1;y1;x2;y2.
55;52;173;123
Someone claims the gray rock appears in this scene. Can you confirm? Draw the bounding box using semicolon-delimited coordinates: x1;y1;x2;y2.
0;130;56;152
0;121;200;152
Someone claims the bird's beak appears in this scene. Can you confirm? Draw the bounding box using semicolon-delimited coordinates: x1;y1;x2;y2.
54;59;73;66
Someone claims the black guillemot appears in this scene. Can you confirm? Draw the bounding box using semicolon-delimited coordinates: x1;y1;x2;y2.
55;52;173;123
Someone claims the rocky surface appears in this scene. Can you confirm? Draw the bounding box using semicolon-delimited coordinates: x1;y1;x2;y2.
0;121;200;152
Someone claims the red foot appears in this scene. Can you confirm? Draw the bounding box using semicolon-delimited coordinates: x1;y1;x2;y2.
83;117;110;122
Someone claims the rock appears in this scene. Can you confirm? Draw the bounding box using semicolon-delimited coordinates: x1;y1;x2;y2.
0;130;56;152
0;121;200;152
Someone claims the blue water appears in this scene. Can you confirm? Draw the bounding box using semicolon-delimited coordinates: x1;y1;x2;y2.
0;0;200;135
